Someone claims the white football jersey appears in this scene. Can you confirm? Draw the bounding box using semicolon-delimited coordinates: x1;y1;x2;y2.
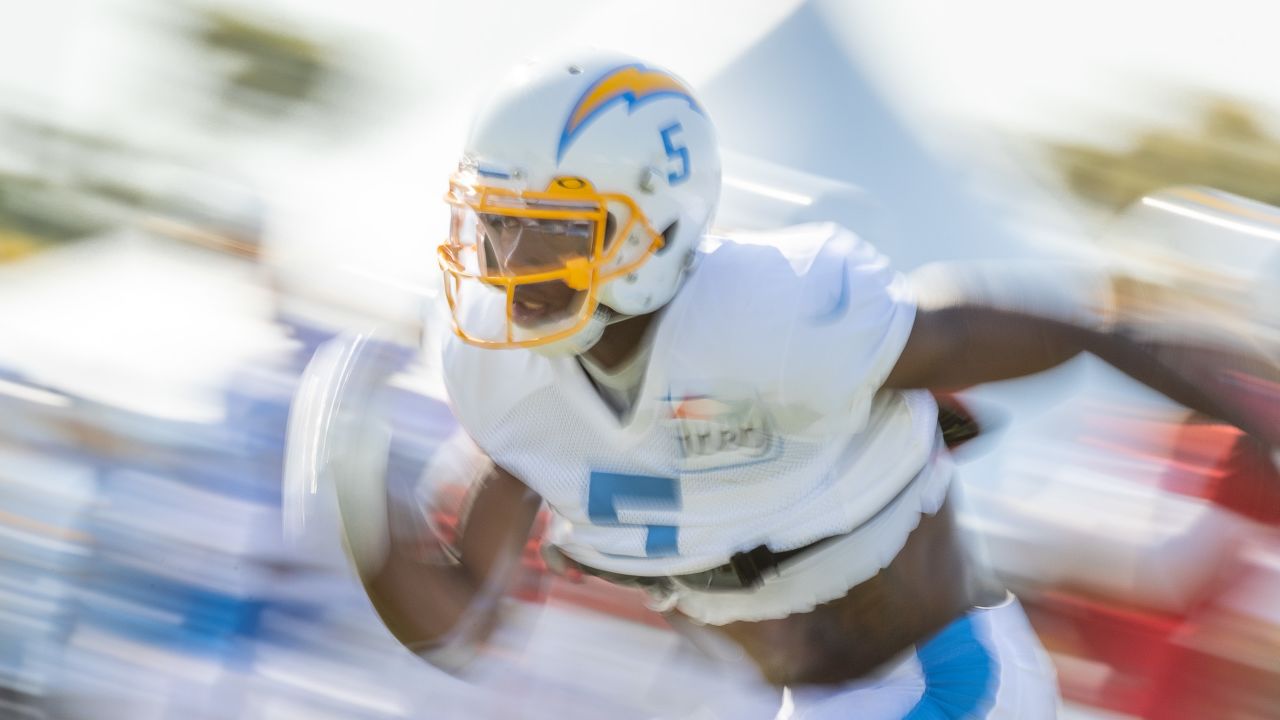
442;222;942;576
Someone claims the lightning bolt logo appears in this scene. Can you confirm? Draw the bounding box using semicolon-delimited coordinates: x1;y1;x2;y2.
557;64;702;163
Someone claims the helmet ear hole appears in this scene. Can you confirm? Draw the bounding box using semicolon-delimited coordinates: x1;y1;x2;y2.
655;221;679;255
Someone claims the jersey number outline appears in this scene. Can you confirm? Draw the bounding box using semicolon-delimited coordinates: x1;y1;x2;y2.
587;471;681;557
660;122;690;185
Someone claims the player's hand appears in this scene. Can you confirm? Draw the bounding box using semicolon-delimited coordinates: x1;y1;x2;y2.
540;542;586;583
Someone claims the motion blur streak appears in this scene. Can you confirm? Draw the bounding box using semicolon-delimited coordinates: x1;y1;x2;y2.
1;1;1279;719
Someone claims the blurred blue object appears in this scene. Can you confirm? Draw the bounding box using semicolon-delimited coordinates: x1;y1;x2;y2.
0;320;475;718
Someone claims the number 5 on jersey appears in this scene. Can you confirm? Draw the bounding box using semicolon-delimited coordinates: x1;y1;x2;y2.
587;471;681;557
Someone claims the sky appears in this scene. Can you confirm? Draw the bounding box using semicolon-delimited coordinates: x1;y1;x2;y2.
8;0;1278;135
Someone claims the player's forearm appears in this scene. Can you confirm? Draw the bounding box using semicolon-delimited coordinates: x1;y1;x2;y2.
362;463;542;660
363;542;486;650
1082;328;1280;447
967;309;1278;445
892;305;1277;447
1029;312;1280;443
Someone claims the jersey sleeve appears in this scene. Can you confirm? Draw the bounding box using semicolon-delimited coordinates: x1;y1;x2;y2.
439;333;560;453
776;226;917;429
439;334;512;449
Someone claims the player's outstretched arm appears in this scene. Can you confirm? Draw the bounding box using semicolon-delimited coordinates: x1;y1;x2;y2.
884;305;1279;448
361;463;542;668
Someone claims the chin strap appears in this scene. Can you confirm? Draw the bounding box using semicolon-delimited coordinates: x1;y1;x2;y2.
529;306;610;358
528;305;639;358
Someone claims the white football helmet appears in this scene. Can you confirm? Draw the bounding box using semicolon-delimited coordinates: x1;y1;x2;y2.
439;51;721;356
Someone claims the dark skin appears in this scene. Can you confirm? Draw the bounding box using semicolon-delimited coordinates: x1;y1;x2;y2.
366;302;1277;685
479;213;606;327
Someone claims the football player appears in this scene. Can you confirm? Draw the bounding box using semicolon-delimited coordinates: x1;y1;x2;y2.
339;52;1278;718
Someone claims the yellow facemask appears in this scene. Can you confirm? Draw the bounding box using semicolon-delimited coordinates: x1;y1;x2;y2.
439;174;665;349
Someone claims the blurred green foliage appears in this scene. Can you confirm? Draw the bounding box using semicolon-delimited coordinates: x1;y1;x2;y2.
1051;99;1280;209
0;174;112;244
0;4;377;263
193;6;336;119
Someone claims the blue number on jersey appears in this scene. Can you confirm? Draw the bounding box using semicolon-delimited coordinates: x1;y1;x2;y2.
660;122;690;185
587;471;681;557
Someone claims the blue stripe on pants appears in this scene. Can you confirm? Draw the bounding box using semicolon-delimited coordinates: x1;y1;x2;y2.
903;615;998;719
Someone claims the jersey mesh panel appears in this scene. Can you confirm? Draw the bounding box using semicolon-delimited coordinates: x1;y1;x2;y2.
472;383;927;570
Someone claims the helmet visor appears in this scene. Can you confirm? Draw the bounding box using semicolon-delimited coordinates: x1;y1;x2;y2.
440;175;664;349
475;212;595;276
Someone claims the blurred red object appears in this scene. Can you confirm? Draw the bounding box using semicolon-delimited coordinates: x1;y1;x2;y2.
1161;421;1280;525
1024;591;1184;717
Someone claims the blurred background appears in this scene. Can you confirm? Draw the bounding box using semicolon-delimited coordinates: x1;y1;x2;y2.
1;0;1278;718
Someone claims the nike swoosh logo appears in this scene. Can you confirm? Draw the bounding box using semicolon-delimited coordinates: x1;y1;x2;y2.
811;260;850;324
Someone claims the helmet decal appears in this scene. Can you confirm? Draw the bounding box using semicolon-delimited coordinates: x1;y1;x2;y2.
557;64;703;163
